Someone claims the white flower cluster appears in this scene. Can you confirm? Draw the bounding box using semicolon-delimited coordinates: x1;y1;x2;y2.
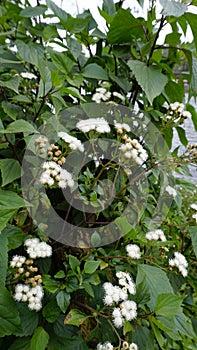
103;271;137;328
97;342;113;350
126;244;141;259
119;136;148;165
14;284;44;311
169;252;188;277
191;203;197;223
92;87;125;104
58;131;84;152
97;342;138;350
24;238;52;259
167;102;191;124
21;72;37;79
165;185;177;198
145;229;166;242
10;255;26;268
40;161;74;189
76;117;111;133
114;120;131;134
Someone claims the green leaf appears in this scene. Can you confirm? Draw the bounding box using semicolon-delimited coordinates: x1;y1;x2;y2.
155;293;183;318
15;303;39;337
46;0;68;25
12;95;32;103
42;300;61;323
50;51;75;75
107;9;144;44
191;55;197;94
0;189;26;209
68;255;80;272
82;63;108;80
165;32;181;46
150;317;165;349
185;13;197;50
0;233;8;286
31;327;49;350
102;0;116;17
0;120;37;134
0;159;22;186
136;275;151;305
3;225;26;250
20;5;47;17
56;291;71;313
137;264;173;309
54;270;66;279
62;87;85;101
16;41;40;66
64;309;89;326
42;275;59;293
188;227;197;258
176;126;188;147
84;260;100;274
2;101;21;120
0;76;20;94
0;286;21;337
8;337;31;350
128;61;168;104
174;309;196;338
115;216;133;236
160;0;187;17
133;327;154;350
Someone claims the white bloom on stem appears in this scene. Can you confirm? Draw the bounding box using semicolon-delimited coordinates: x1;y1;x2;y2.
191;203;197;211
169;251;188;277
10;255;26;268
24;238;52;259
126;244;141;259
192;213;197;223
145;229;166;242
76;117;111;133
165;185;177;198
58;131;84;152
129;343;138;350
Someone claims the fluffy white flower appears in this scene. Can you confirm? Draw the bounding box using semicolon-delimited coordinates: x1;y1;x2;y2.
145;229;166;242
126;244;141;259
192;213;197;223
92;88;111;103
191;203;197;211
76;117;111;133
10;255;26;268
165;185;177;198
169;252;188;277
113;91;125;102
58;131;84;152
129;343;138;350
24;238;52;259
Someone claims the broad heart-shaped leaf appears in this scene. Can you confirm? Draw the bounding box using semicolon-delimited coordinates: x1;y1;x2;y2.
0;286;21;337
31;327;49;350
0;159;22;186
0;76;20;94
132;327;154;350
160;0;187;17
0;234;8;286
82;63;108;81
20;5;47;17
14;303;39;337
107;9;144;44
188;227;197;258
128;61;168;104
84;260;100;274
0;190;27;231
137;264;173;309
64;309;89;326
155;293;184;318
3;224;26;251
0;120;38;134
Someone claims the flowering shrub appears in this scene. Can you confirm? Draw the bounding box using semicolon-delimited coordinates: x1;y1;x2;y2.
0;0;197;349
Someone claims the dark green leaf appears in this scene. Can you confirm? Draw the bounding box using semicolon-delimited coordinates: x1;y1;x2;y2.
133;327;154;350
56;291;70;313
0;159;22;186
176;126;188;147
184;13;197;50
31;327;49;350
8;337;31;350
0;233;8;286
128;60;168;104
188;226;197;258
0;76;20;94
0;120;37;134
42;300;61;323
82;63;108;80
42;275;59;293
20;5;47;17
0;286;21;337
2;101;21;120
14;303;39;337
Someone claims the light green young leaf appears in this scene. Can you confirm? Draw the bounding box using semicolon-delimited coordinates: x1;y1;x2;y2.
0;286;21;337
62;87;86;101
84;260;100;274
0;159;22;186
31;327;49;350
64;309;89;326
82;63;108;80
160;0;187;17
128;61;168;104
68;254;80;272
155;293;183;318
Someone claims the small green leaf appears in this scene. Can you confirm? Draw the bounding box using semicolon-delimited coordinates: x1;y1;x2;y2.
155;293;183;318
42;275;59;293
64;309;89;326
0;159;22;186
128;60;168;104
84;260;100;274
188;227;197;258
62;87;85;101
54;270;66;279
2;101;21;120
68;255;80;272
31;327;49;350
0;76;20;94
82;63;108;81
102;0;116;17
20;5;47;17
56;291;71;313
46;0;68;25
0;286;21;337
42;300;61;323
0;120;37;134
176;126;188;147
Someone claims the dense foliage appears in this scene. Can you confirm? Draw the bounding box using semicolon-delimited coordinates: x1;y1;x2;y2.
0;0;197;349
